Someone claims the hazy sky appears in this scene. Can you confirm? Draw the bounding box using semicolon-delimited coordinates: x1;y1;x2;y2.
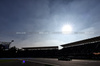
0;0;100;49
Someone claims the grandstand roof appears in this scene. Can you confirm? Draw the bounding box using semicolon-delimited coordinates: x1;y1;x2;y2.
22;46;58;50
61;36;100;48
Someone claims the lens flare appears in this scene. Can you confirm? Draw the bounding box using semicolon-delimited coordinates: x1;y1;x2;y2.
22;60;25;63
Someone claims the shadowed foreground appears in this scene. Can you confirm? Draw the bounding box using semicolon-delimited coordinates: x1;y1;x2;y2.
0;60;45;66
0;58;100;66
23;58;100;66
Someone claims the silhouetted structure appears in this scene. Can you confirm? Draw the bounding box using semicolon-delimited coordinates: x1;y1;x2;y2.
0;40;14;50
22;46;58;50
60;36;100;59
0;36;100;59
20;46;58;58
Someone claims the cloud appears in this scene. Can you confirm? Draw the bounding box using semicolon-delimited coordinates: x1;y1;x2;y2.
80;27;100;39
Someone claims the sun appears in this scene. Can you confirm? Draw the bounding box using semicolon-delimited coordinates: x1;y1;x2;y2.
62;24;72;34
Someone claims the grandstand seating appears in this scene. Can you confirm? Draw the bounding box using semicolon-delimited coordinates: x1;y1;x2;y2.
60;41;100;59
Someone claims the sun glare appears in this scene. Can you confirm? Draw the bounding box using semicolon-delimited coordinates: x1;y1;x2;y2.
62;24;72;34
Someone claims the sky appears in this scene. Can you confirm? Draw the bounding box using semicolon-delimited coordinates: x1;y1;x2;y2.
0;0;100;49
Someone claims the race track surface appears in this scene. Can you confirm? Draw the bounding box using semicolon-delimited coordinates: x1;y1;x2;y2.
0;58;100;66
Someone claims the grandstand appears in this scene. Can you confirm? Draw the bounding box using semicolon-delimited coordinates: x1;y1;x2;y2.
20;36;100;59
60;36;100;59
22;46;58;50
18;46;59;58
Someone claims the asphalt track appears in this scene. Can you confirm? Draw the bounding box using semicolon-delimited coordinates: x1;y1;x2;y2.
0;59;44;66
0;58;100;66
23;58;100;66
